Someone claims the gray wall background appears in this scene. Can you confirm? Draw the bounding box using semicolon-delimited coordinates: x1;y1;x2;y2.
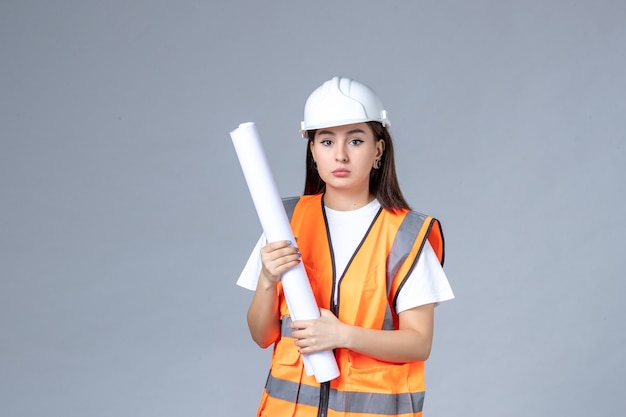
1;1;624;416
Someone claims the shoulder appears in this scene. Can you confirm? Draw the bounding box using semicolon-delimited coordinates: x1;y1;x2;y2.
383;207;445;264
282;194;323;210
382;207;441;228
282;194;323;220
281;196;301;217
281;194;323;205
380;207;428;230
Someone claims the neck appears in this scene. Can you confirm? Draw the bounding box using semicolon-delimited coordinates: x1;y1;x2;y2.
323;189;375;211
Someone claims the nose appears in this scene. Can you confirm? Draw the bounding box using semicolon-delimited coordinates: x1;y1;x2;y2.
335;145;348;162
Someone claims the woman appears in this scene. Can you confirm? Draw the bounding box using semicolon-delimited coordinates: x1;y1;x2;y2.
237;76;454;417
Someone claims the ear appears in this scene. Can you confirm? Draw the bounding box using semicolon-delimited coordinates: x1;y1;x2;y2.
376;139;385;159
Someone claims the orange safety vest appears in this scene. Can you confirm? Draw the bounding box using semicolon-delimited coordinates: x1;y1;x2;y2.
257;194;444;417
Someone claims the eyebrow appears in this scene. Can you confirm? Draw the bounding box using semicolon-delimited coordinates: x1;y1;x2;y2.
317;128;367;136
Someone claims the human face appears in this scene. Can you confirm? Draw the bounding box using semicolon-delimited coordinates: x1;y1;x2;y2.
310;123;384;203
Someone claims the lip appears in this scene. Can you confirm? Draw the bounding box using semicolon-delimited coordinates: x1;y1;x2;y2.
332;168;350;177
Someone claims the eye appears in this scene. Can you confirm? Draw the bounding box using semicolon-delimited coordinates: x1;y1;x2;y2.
319;139;332;146
349;138;364;145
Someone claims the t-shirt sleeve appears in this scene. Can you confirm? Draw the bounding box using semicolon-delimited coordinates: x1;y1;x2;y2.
395;240;455;313
236;235;265;291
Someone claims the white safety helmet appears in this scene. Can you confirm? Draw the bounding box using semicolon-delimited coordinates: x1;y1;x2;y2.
300;76;390;138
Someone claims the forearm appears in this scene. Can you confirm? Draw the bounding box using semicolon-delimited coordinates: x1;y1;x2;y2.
342;325;432;362
246;276;281;348
292;305;435;362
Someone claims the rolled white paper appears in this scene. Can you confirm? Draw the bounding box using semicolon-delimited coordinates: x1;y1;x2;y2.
230;122;340;383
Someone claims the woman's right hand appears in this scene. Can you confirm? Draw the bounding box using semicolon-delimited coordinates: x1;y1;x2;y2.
259;240;301;284
249;240;299;347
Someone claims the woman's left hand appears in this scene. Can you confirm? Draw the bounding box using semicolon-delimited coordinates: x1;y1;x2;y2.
290;308;348;354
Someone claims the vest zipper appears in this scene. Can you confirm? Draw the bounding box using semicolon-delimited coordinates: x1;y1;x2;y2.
317;198;382;417
318;197;333;417
316;298;337;416
317;381;330;417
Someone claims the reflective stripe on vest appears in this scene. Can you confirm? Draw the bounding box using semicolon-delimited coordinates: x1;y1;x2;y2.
282;196;300;220
383;210;430;330
266;373;424;414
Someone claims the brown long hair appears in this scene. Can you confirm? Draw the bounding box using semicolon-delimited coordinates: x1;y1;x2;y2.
303;121;410;211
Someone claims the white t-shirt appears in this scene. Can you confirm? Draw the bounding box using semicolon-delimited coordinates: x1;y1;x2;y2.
236;200;454;313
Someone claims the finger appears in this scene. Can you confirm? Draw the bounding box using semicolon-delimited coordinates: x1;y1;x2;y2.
261;244;300;262
261;245;300;264
272;259;301;275
290;327;306;339
290;320;304;329
263;249;300;262
293;339;307;354
294;337;319;354
262;240;295;251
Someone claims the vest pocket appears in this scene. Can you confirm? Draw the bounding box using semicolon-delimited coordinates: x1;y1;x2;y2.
271;337;302;388
261;338;302;417
273;337;301;366
342;360;423;415
345;356;411;393
339;355;425;415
